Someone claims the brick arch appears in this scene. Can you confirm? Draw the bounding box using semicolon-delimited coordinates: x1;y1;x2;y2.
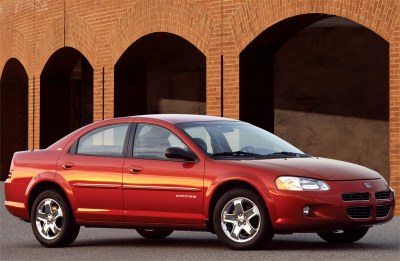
36;14;98;74
230;0;398;52
110;0;214;65
0;29;31;76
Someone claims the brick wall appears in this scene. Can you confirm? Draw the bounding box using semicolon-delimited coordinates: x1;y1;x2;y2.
0;0;400;215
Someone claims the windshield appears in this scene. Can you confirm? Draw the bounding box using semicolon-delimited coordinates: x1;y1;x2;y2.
177;121;309;159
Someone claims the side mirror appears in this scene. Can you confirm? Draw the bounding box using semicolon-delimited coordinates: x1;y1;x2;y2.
165;147;197;162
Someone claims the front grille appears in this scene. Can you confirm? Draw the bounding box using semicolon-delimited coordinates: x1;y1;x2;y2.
376;205;391;218
347;206;371;219
375;191;391;200
342;192;370;201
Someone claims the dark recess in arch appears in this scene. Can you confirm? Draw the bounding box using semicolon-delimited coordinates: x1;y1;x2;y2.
114;32;206;117
0;58;28;180
239;14;389;180
40;47;93;148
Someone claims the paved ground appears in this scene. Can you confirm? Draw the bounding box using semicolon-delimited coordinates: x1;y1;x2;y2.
1;182;399;260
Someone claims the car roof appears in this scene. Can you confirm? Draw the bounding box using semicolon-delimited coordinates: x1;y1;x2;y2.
47;114;238;150
130;114;238;124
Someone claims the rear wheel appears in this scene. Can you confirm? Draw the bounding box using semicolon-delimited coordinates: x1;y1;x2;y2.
213;188;274;250
31;190;80;247
317;228;369;243
136;228;173;239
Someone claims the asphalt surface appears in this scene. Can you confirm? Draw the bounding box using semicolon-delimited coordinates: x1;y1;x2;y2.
1;182;399;261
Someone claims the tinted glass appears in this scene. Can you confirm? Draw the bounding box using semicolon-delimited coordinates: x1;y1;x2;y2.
133;124;188;160
76;124;129;157
178;121;305;158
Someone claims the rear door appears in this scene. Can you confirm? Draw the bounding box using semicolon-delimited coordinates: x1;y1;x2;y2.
56;123;131;222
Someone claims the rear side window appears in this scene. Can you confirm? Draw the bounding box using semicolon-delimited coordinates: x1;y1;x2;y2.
75;124;130;157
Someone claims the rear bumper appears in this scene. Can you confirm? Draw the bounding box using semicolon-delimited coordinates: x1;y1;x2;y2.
4;179;30;220
267;179;395;233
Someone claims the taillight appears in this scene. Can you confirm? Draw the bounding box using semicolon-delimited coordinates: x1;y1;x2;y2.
8;156;15;179
10;156;15;171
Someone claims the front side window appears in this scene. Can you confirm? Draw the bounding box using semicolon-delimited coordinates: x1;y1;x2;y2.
76;124;129;157
133;124;188;160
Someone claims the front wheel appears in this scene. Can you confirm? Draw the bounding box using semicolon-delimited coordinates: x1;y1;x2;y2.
136;228;173;239
213;188;274;250
317;227;369;243
31;190;80;247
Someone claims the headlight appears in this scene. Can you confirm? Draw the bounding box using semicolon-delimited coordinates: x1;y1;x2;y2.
275;176;330;191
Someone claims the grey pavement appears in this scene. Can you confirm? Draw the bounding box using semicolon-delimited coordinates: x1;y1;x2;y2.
1;182;399;260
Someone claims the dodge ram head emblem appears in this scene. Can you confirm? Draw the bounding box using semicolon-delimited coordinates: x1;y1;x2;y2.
365;182;372;189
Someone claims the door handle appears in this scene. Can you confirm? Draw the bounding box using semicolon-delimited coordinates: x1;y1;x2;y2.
62;162;75;170
129;166;144;174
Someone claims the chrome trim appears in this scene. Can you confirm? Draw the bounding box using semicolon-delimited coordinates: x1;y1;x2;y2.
73;183;120;189
122;184;201;192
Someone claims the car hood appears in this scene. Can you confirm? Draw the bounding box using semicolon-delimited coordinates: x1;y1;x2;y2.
234;157;382;181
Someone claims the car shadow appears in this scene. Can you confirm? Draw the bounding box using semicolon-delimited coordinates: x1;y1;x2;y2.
265;239;394;251
71;237;223;249
69;236;398;251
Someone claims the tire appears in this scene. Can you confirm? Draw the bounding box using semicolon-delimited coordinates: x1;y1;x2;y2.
31;189;80;247
136;228;173;239
213;188;274;250
317;227;369;244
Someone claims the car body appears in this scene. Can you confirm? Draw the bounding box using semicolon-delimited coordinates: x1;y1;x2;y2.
4;114;396;249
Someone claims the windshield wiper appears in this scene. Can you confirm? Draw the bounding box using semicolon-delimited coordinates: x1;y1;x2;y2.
212;151;312;159
267;152;312;158
212;151;259;158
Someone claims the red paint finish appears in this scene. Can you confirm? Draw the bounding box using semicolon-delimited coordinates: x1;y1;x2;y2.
4;114;395;236
122;158;204;225
56;154;124;222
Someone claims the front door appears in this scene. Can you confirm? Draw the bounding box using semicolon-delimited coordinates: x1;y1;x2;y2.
123;123;204;225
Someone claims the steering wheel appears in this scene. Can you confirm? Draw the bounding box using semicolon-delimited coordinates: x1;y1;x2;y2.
240;146;255;152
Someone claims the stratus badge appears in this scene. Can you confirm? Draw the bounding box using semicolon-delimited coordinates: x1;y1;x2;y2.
176;194;197;199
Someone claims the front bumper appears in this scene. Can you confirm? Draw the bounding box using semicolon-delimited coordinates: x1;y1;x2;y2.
267;178;395;233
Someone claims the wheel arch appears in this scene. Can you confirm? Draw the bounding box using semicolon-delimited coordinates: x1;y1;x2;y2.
206;179;269;233
27;180;74;220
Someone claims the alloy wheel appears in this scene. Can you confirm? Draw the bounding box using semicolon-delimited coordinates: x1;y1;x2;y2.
220;197;261;243
35;198;63;240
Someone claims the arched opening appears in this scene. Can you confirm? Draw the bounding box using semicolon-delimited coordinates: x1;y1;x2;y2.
240;15;389;181
0;58;28;180
114;32;206;117
40;47;93;148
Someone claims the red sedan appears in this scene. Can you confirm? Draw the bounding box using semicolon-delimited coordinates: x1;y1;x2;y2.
4;114;395;249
